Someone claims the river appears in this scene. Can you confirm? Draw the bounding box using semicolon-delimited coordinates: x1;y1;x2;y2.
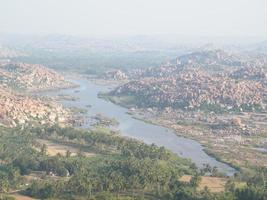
44;78;236;176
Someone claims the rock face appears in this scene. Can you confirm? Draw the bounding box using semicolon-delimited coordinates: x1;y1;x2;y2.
175;49;244;66
110;49;267;112
0;62;73;127
101;70;128;80
125;50;246;80
112;69;264;110
0;85;70;127
230;66;267;81
0;63;74;92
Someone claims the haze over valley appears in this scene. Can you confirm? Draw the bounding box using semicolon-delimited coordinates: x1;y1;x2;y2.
0;0;266;200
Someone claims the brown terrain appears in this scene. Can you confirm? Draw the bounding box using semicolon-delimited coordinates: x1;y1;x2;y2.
0;85;70;127
37;139;95;157
111;69;265;110
0;62;73;92
104;49;267;172
0;62;74;127
180;175;245;193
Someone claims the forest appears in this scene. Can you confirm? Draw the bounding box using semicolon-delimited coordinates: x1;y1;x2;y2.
0;125;266;200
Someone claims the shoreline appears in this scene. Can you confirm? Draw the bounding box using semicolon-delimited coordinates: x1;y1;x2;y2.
99;93;240;174
30;83;79;94
44;75;238;176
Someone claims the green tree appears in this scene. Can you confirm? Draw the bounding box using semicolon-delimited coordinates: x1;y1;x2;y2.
41;144;47;156
65;150;71;158
225;179;235;193
235;186;267;200
190;173;201;188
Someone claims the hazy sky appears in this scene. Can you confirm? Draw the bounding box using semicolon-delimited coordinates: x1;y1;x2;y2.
1;0;267;37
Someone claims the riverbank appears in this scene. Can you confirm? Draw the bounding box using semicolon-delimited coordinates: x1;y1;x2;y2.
97;84;267;175
48;77;236;175
99;93;240;173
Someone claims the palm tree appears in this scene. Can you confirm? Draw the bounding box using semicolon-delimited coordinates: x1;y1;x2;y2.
190;173;201;189
41;144;47;156
65;150;71;158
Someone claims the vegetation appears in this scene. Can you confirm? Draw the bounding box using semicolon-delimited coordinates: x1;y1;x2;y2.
0;124;266;199
13;48;180;75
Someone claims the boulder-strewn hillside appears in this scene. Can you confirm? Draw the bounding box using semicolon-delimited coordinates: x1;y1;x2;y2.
0;85;70;127
0;62;74;127
175;49;244;66
0;62;74;91
106;49;247;81
230;66;267;81
111;69;265;111
108;49;267;112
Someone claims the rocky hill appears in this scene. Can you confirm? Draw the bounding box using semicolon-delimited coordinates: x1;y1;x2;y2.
106;49;247;81
111;69;264;111
230;66;267;81
0;85;70;127
0;62;74;91
0;62;74;127
109;50;267;112
175;49;244;67
101;70;128;80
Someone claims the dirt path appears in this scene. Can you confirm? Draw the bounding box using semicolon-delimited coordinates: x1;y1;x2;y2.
9;193;37;200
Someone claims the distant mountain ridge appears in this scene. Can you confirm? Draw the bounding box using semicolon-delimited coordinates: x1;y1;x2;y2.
174;49;244;66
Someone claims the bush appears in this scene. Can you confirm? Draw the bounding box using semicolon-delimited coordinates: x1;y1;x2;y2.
26;181;56;199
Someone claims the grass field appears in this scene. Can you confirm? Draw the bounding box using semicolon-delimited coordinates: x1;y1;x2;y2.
37;139;95;157
180;175;246;193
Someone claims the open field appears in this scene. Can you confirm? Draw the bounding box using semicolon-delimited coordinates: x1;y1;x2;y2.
9;194;37;200
37;139;95;157
180;175;246;193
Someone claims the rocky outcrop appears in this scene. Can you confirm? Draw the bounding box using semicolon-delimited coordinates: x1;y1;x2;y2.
0;86;70;127
109;49;267;112
0;62;74;92
101;70;128;80
112;69;264;111
230;66;267;81
175;49;244;66
0;62;74;127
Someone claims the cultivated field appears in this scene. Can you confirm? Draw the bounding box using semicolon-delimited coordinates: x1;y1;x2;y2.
37;139;95;157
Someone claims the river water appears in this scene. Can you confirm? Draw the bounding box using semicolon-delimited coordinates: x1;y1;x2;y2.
45;78;236;175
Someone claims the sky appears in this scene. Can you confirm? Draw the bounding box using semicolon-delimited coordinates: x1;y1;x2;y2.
0;0;267;37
